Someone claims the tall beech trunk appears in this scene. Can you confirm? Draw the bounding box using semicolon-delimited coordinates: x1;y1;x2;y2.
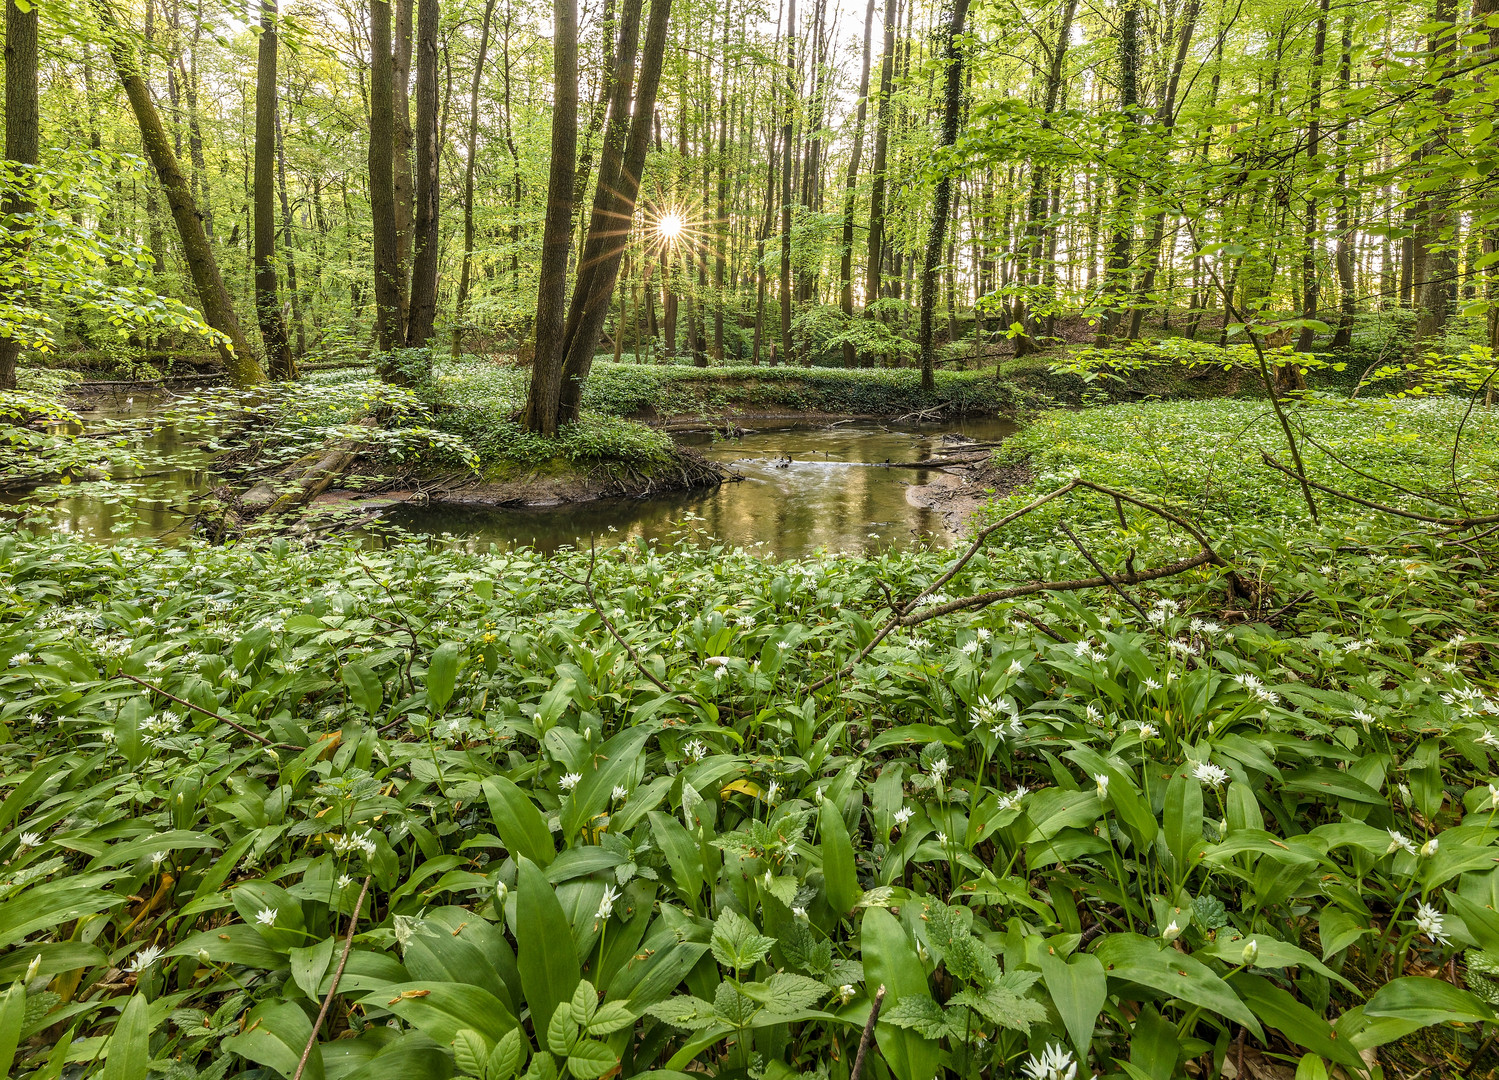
778;0;797;365
94;0;264;386
274;100;305;358
520;0;579;434
915;0;971;391
1330;6;1356;347
453;0;498;357
1294;0;1329;357
1413;0;1458;346
405;0;441;347
369;0;403;354
555;0;674;424
839;0;876;367
1011;0;1077;356
863;0;895;328
0;0;38;390
254;0;294;379
1095;0;1139;345
392;0;415;327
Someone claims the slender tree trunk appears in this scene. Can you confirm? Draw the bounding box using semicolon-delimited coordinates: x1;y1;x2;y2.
1330;8;1356;347
94;0;264;385
453;0;498;357
521;0;579;434
1413;0;1458;346
405;0;442;347
864;0;895;327
1095;0;1139;345
254;0;294;379
0;0;38;390
779;0;797;365
839;0;876;367
1293;0;1329;358
274;98;304;358
916;0;971;391
370;0;404;354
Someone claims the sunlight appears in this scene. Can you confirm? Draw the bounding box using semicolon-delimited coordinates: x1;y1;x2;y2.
656;212;686;242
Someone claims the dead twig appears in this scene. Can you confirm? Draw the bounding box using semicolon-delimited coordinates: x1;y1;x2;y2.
114;671;292;749
293;874;372;1080
1059;522;1150;622
555;541;673;694
850;985;887;1080
1261;453;1499;529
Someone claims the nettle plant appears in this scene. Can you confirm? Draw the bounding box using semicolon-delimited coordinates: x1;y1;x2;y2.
0;434;1497;1080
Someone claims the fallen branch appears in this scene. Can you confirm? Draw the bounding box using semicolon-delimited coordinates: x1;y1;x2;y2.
850;985;887;1080
114;671;294;749
1261;453;1499;528
293;874;372;1080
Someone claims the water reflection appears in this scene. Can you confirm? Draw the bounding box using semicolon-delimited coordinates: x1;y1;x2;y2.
387;418;1015;559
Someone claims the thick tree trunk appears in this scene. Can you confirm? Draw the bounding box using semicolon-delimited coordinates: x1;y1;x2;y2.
254;0;294;379
1330;7;1356;348
369;0;404;354
521;0;579;434
453;0;498;357
1413;0;1458;347
839;0;876;367
916;0;971;391
1095;0;1139;345
405;0;442;347
555;0;673;423
0;0;38;390
94;0;264;386
392;0;416;327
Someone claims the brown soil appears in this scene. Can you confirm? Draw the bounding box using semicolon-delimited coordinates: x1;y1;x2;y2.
904;458;1033;534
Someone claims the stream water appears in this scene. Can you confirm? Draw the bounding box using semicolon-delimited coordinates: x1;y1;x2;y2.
386;419;1016;558
7;396;1015;559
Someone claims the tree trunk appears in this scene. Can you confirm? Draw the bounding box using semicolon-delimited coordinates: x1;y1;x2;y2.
405;0;442;347
0;0;38;390
369;0;404;354
555;0;673;423
863;0;895;325
392;0;415;327
916;0;971;392
839;0;876;367
1095;0;1139;345
1413;0;1458;347
778;0;797;366
1329;7;1356;348
274;102;305;357
254;0;294;379
453;0;498;357
520;0;579;434
94;0;264;386
1294;0;1329;356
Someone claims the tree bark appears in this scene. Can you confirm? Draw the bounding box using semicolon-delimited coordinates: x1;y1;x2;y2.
1095;0;1139;345
863;0;895;329
405;0;442;347
555;0;673;424
453;0;498;357
254;0;294;379
0;0;38;390
392;0;416;327
1413;0;1458;346
1330;6;1355;348
1294;0;1329;356
838;0;876;367
916;0;971;391
778;0;797;366
521;0;579;434
94;0;264;386
369;0;404;354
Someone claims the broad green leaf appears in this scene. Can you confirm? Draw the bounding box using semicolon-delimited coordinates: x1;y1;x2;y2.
1094;934;1261;1039
1038;947;1106;1056
100;995;152;1080
483;776;556;867
860;907;940;1080
517;855;579;1035
425;642;463;713
819;798;860;916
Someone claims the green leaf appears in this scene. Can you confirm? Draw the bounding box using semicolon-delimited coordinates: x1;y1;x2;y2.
1162;770;1204;876
564;1039;618;1079
426;642;463;713
1232;974;1365;1071
222;1001;320;1080
517;855;579;1036
489;1029;526;1080
710;909;776;971
483;776;556;867
860;907;940;1080
1094;935;1262;1039
342;662;384;717
0;985;24;1078
820;798;860;916
1365;977;1496;1027
1039;948;1107;1056
453;1029;490;1077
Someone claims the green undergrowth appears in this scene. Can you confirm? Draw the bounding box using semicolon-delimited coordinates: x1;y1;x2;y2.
4;395;1499;1079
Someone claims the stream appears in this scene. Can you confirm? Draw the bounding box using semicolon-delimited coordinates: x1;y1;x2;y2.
7;395;1015;559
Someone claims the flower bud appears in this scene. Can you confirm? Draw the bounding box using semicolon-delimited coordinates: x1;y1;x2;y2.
1241;940;1259;965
